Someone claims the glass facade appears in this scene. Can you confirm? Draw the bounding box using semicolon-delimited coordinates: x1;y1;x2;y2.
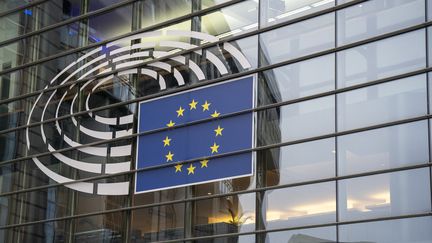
0;0;431;242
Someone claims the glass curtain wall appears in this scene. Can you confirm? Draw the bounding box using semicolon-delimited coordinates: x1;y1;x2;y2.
0;0;431;242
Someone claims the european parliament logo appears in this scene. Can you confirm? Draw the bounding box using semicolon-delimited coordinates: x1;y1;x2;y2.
135;76;255;193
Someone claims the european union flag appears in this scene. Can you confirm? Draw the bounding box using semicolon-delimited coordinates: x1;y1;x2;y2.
135;76;255;193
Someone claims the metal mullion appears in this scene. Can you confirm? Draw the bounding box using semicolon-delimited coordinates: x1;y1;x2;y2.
1;114;431;199
0;0;138;48
0;0;49;18
0;0;248;79
1;163;431;230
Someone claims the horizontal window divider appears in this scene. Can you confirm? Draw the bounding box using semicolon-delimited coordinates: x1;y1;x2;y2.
0;15;427;117
0;0;368;89
0;114;430;199
0;169;431;230
0;0;49;18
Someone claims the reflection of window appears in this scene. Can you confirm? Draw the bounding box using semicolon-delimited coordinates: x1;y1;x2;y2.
337;74;427;131
337;0;425;45
259;54;335;105
260;0;335;27
338;121;429;175
337;30;426;88
264;182;336;229
267;226;337;242
193;193;255;237
258;95;335;144
263;138;335;186
260;13;335;66
201;0;258;38
338;168;431;221
340;217;432;243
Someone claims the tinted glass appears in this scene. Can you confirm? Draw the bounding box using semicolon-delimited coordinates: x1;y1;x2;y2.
260;0;335;27
258;95;335;146
259;54;335;106
339;216;432;243
337;30;426;88
261;138;335;186
338;168;431;221
338;121;429;175
337;0;425;45
337;74;427;131
260;13;335;66
264;182;336;228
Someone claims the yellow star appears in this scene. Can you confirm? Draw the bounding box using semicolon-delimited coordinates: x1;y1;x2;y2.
187;163;196;175
189;99;198;110
165;151;174;162
210;142;219;154
163;136;171;147
167;120;175;127
176;106;185;117
200;159;209;168
174;164;182;173
202;101;211;111
211;111;220;118
214;125;224;136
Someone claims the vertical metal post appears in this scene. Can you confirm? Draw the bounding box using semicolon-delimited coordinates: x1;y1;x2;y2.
126;1;143;242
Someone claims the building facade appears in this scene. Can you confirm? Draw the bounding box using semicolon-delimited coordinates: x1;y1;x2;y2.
0;0;432;242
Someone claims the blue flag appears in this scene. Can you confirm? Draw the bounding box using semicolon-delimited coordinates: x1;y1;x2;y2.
135;76;254;193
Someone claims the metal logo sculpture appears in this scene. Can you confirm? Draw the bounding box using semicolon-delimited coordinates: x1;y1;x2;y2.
26;30;251;195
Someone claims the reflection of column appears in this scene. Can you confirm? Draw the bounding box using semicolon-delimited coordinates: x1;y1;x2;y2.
256;40;282;243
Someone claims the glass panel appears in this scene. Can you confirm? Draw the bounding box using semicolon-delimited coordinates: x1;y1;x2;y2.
201;0;233;9
337;74;427;131
260;13;335;66
0;187;72;225
265;226;336;243
339;216;432;243
259;54;335;106
131;202;185;241
88;4;132;42
428;28;432;67
73;212;127;242
193;193;255;237
337;0;425;45
338;121;429;176
260;0;335;27
337;30;426;88
140;0;192;29
261;138;335;186
201;0;258;38
0;0;81;41
264;182;336;228
0;220;70;242
258;95;335;146
338;168;431;221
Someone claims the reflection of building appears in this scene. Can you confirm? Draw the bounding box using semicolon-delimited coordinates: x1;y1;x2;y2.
1;0;432;243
